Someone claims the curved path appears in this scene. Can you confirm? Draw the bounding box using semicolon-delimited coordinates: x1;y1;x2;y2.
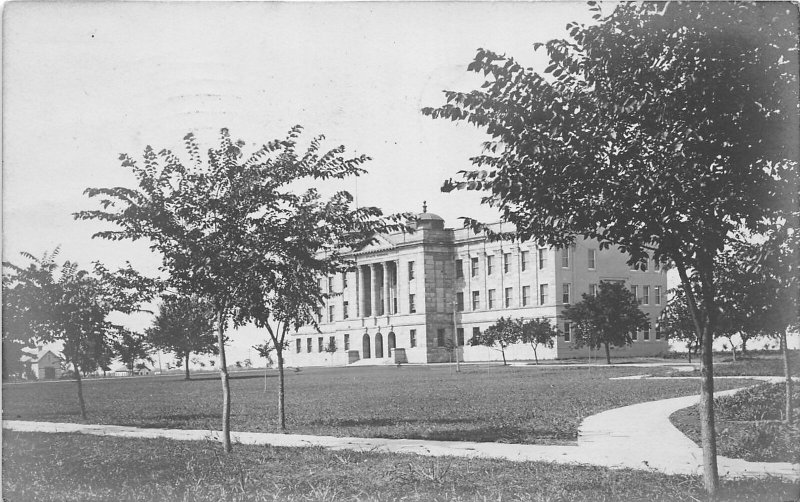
4;378;798;481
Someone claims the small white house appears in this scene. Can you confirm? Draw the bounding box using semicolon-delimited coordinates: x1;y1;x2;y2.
20;349;63;380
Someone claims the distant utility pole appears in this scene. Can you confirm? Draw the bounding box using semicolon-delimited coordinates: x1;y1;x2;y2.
453;299;461;373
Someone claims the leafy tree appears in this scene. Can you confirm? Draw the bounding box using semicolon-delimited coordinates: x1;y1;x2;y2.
253;341;274;391
518;318;558;365
470;317;521;365
2;249;151;417
422;2;797;493
145;295;217;381
660;288;700;363
113;329;152;375
564;282;649;364
76;127;404;449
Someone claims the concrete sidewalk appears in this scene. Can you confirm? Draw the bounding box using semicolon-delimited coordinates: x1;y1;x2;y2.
4;382;798;481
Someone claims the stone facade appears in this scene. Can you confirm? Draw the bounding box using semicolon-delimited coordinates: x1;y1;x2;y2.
287;211;669;367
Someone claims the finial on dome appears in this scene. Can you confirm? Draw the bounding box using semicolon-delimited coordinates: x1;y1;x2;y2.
423;201;427;213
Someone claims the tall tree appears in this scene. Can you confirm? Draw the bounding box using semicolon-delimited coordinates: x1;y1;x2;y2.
2;249;151;417
423;3;797;493
146;295;217;380
470;316;521;365
518;317;558;365
564;282;649;364
76;127;403;450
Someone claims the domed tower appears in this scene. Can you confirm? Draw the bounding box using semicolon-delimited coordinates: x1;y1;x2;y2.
414;201;445;231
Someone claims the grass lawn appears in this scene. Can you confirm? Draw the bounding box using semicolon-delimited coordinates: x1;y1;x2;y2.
711;351;800;377
4;431;798;502
3;365;755;443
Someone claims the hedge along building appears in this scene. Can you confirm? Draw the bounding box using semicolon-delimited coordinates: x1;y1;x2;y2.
287;205;669;367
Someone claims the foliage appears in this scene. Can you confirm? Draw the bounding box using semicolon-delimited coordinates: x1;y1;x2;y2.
6;432;798;502
564;282;649;364
112;330;152;373
2;249;153;416
714;383;800;422
518;317;558;364
470;317;521;365
423;4;798;491
145;294;218;379
660;287;701;361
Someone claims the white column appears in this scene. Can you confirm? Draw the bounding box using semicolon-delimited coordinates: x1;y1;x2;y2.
383;262;391;316
369;263;378;317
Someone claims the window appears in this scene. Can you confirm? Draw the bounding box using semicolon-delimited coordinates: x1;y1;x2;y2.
589;283;597;297
632;330;639;341
488;289;496;309
457;328;464;346
644;326;650;341
409;294;416;313
455;259;464;279
408;261;415;280
640;261;648;271
472;327;481;343
328;305;335;323
642;286;649;305
540;284;549;305
538;248;547;269
562;248;570;268
344;334;350;350
318;337;324;352
654;260;661;272
503;253;511;273
456;292;464;311
296;339;302;354
328;276;334;293
588;249;596;269
487;255;495;275
472;291;480;310
562;283;571;304
631;285;639;303
307;338;312;353
655;324;661;340
505;287;513;308
437;328;445;347
522;285;531;306
343;301;349;319
521;250;529;271
342;272;348;288
317;308;323;323
410;329;417;348
329;336;335;350
654;286;662;305
471;257;479;277
564;322;571;342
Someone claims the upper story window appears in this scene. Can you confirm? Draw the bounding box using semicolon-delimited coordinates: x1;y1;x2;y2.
562;283;571;304
654;260;661;272
456;292;464;312
540;284;549;305
562;248;570;268
455;259;464;279
488;289;496;309
521;250;529;271
654;286;662;305
343;301;349;319
642;286;650;305
504;287;513;308
503;253;511;274
631;285;639;303
409;294;416;313
588;249;596;270
328;305;335;323
342;272;348;288
408;261;415;280
328;276;334;293
472;291;480;310
522;285;531;306
538;248;547;269
487;255;495;275
471;257;479;277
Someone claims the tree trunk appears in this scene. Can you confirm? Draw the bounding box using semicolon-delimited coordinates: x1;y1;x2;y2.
687;343;693;364
604;342;611;364
73;361;87;419
501;347;507;366
264;363;269;392
781;330;793;422
277;348;286;430
184;353;191;380
533;346;539;365
741;337;748;357
216;311;232;452
730;343;737;362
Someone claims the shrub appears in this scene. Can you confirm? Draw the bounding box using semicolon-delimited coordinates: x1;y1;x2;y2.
715;383;800;421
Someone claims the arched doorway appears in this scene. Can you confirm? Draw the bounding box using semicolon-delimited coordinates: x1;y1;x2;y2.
362;333;371;359
387;332;396;357
375;333;384;358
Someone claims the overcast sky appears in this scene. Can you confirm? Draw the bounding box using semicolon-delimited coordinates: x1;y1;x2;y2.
4;1;598;364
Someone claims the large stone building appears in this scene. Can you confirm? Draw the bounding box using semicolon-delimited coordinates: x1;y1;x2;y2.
287;206;669;367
